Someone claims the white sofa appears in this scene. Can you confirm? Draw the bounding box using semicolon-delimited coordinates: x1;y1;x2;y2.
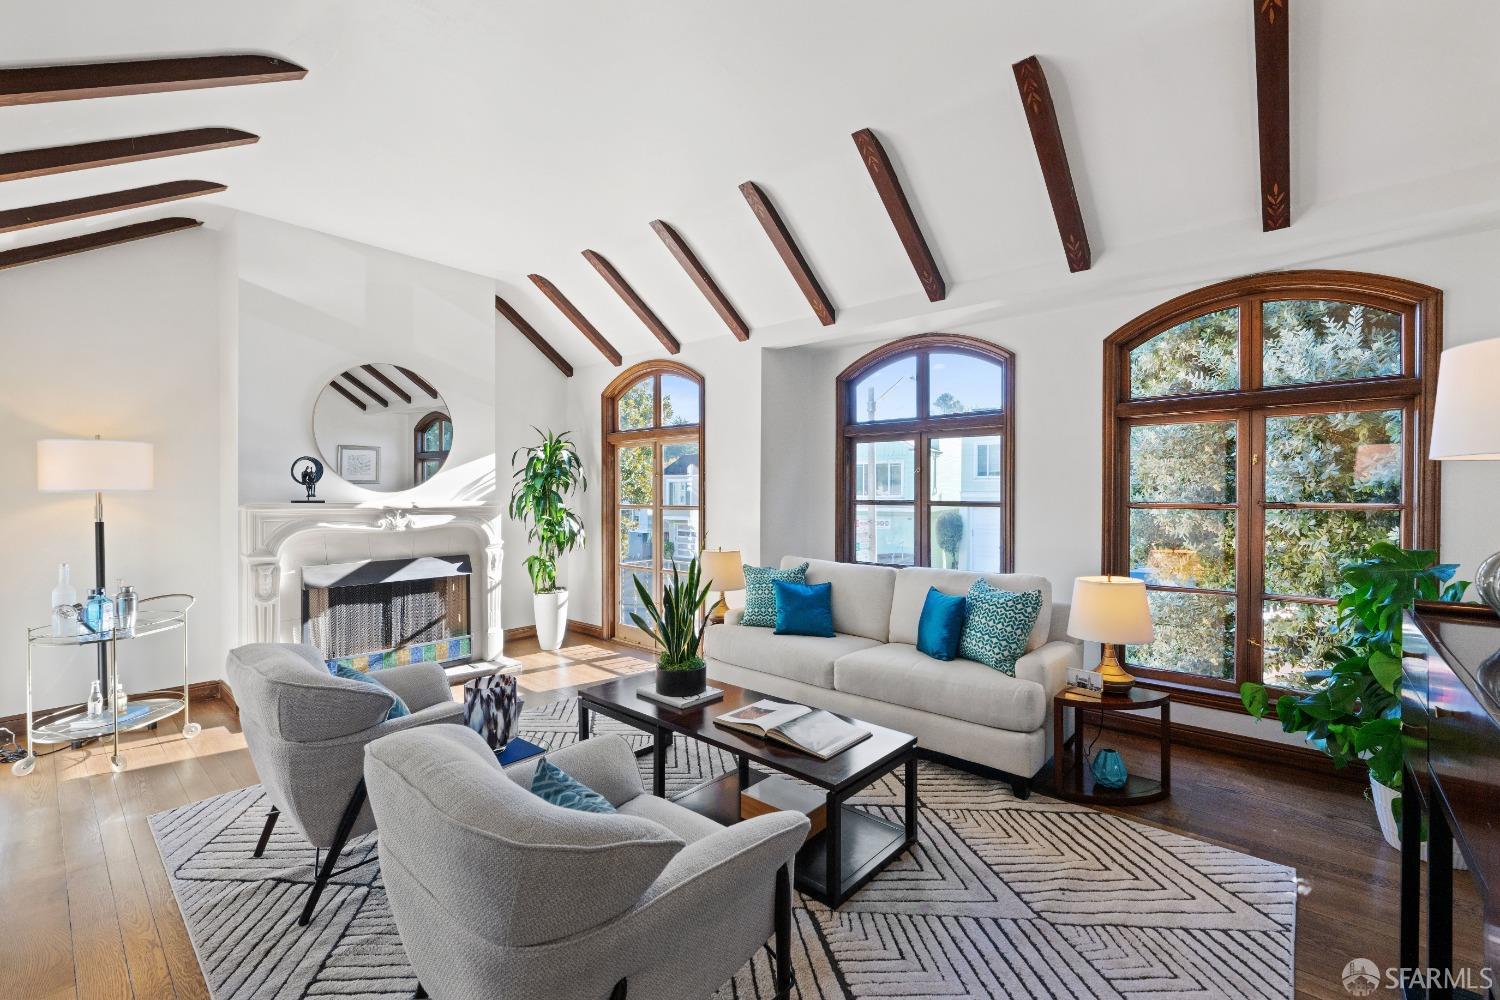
704;557;1079;796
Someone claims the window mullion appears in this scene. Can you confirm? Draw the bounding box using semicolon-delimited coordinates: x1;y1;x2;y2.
1239;409;1266;688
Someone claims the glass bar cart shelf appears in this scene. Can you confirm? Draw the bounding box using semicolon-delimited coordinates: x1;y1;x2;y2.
14;594;197;777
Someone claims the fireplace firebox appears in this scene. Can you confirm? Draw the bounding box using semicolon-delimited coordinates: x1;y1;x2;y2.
301;555;472;670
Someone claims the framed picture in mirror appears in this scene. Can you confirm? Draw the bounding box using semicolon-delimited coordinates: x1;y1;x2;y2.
337;445;381;484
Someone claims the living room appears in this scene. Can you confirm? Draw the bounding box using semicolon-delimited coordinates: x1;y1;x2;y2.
3;3;1498;998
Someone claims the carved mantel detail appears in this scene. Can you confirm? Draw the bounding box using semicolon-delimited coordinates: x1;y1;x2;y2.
239;502;504;662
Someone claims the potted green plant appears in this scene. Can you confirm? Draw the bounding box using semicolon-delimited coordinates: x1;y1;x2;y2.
508;428;587;651
1241;542;1468;851
630;556;713;697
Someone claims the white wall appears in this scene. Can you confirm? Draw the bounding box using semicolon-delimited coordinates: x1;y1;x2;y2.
0;227;231;717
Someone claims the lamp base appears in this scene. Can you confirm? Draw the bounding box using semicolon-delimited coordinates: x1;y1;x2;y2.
708;592;729;625
1097;646;1136;694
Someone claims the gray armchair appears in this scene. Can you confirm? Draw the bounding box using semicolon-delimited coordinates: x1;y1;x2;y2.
225;642;464;925
364;725;809;1000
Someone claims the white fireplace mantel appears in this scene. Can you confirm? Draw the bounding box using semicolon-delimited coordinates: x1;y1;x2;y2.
239;502;503;662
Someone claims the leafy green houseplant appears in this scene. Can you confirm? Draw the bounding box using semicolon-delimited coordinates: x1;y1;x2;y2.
630;556;713;697
508;429;587;651
1241;542;1467;845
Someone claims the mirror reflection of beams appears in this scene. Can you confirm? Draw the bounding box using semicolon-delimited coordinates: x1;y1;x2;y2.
312;363;453;493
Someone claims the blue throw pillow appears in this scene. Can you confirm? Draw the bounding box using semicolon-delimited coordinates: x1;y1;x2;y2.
741;562;808;628
916;587;968;661
772;579;835;637
530;757;617;814
958;582;1042;676
329;663;410;721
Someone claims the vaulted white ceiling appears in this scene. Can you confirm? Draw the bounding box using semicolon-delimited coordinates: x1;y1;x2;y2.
5;1;1500;363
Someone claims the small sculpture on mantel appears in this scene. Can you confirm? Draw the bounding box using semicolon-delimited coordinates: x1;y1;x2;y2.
290;456;325;503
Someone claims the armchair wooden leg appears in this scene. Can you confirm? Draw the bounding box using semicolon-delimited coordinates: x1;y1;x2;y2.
774;863;793;999
253;805;279;858
298;781;366;926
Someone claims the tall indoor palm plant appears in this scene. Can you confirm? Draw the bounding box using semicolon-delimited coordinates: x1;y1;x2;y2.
509;428;587;651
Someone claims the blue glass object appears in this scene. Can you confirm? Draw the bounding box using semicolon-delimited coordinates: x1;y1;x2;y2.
82;589;113;633
1091;748;1129;790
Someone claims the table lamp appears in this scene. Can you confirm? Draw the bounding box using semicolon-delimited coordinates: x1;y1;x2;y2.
37;437;155;691
1067;575;1154;694
700;548;745;625
1429;336;1500;613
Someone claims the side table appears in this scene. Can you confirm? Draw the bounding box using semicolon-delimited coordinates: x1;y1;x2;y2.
1045;687;1170;805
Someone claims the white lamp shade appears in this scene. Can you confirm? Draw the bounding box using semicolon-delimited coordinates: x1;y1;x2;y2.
700;548;746;592
37;439;154;492
1430;337;1500;460
1067;575;1154;645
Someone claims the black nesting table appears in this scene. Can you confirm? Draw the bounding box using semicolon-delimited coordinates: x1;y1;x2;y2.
576;673;918;908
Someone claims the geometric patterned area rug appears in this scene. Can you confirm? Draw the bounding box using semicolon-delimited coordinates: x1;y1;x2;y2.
150;699;1296;999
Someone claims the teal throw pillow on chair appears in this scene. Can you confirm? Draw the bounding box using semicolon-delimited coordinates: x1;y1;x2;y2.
916;587;967;661
772;579;835;637
329;663;410;721
530;757;617;814
741;562;808;628
958;582;1042;676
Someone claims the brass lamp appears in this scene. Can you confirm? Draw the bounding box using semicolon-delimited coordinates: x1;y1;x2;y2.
1067;576;1154;694
700;548;745;625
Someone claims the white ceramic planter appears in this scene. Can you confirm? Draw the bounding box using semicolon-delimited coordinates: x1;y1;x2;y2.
533;589;569;651
1370;772;1467;869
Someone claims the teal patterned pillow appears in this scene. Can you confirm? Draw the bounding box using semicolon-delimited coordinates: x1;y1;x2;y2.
329;662;410;720
530;757;617;814
741;562;809;628
958;582;1042;676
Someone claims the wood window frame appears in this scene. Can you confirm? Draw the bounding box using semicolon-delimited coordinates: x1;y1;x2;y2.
412;410;451;484
836;334;1016;571
1102;269;1442;711
601;360;706;647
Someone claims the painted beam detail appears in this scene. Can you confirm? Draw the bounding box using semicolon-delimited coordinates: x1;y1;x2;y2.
738;180;835;325
1012;56;1092;273
851;128;945;302
1253;0;1291;230
495;295;574;377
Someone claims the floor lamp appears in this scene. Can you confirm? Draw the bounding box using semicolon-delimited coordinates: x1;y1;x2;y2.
37;437;155;696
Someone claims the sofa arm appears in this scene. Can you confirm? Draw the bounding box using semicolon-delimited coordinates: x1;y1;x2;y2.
371;662;454;712
1015;639;1079;701
372;698;465;737
505;734;645;807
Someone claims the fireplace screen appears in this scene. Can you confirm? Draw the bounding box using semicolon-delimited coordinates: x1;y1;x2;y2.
302;555;471;669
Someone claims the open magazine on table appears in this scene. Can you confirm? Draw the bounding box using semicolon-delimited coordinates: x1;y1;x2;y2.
714;699;870;760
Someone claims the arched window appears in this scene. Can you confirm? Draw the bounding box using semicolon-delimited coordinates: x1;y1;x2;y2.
837;335;1015;571
1103;270;1442;700
601;361;705;647
413;411;452;484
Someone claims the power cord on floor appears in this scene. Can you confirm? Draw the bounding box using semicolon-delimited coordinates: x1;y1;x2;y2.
0;727;26;764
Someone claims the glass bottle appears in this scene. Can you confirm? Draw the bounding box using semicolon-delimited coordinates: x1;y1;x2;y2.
86;680;104;721
114;681;129;718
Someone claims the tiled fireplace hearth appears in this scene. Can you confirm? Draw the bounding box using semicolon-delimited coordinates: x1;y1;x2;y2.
239;503;503;666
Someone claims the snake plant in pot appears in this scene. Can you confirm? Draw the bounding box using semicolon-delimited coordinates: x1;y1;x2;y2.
1240;542;1468;853
509;429;587;652
631;556;713;698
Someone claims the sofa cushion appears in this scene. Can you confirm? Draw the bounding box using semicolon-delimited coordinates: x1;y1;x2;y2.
704;623;879;688
832;643;1047;733
780;556;896;642
916;587;967;661
773;579;834;637
742;562;808;628
889;567;1052;652
958;583;1042;677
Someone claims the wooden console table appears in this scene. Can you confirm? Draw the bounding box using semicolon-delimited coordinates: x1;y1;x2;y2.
1402;604;1500;999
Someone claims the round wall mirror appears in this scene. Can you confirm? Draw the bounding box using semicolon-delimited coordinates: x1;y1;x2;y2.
312;364;454;492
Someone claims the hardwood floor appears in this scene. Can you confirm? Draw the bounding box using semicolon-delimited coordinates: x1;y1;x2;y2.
0;635;1484;999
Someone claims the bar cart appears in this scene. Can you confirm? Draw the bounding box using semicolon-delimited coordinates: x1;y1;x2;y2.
13;593;198;776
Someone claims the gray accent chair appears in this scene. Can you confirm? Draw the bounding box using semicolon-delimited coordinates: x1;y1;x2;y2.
225;642;464;925
364;725;810;1000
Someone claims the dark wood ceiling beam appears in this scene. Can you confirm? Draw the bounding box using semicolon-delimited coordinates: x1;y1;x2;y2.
527;274;623;366
495;295;574;377
851;128;945;302
0;128;258;184
0;179;225;235
0;216;201;272
395;366;440;399
738;181;835;325
649;220;749;342
1254;0;1291;231
360;364;412;403
582;249;680;355
341;371;388;407
329;380;367;411
1012;56;1092;273
0;55;307;107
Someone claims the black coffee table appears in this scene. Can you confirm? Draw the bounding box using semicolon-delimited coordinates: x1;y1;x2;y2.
576;673;918;908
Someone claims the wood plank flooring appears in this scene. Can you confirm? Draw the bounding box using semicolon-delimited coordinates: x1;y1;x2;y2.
0;635;1485;999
